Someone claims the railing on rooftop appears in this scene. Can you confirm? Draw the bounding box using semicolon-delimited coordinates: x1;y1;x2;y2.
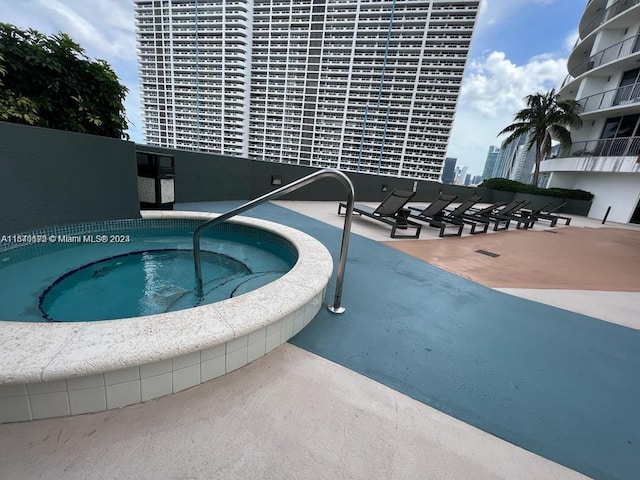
579;81;640;112
580;0;640;38
557;135;640;158
570;34;640;78
192;168;355;314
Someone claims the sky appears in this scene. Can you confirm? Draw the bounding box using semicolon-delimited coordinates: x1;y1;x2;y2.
0;0;586;177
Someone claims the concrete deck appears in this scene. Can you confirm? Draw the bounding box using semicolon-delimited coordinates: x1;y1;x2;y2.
277;200;640;329
1;200;639;479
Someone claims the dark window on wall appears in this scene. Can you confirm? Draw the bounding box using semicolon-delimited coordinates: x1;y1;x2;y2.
620;68;640;87
619;114;640;136
614;68;640;105
600;114;640;139
598;114;640;155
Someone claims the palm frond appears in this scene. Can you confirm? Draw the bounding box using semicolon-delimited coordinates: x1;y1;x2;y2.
547;125;572;146
498;87;582;184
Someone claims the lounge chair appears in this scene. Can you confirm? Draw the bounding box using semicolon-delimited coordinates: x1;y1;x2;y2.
464;200;530;231
460;201;508;230
527;201;571;227
466;201;507;215
408;194;465;237
490;200;534;230
338;189;422;238
444;195;489;234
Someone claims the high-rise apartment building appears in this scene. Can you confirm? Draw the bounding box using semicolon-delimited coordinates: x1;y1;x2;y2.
453;165;468;185
441;156;457;184
509;140;536;185
491;133;525;180
135;0;480;180
545;0;640;223
490;133;536;184
481;145;500;179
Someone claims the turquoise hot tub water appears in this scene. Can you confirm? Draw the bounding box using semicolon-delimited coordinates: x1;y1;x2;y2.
0;218;298;322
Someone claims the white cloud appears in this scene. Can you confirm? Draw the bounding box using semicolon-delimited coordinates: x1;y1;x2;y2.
1;0;141;139
37;0;136;60
459;51;567;118
477;0;556;28
564;29;579;52
446;50;568;176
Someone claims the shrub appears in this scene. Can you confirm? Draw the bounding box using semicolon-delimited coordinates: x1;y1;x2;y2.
0;23;128;139
480;178;594;201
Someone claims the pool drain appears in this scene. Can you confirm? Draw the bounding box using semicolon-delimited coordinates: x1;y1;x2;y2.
475;249;500;258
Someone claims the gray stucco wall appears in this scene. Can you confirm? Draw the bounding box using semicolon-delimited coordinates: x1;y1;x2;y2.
512;193;592;216
135;144;592;214
136;144;487;204
1;122;139;234
0;120;590;237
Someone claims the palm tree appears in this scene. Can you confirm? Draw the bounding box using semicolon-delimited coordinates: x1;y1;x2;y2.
498;88;582;185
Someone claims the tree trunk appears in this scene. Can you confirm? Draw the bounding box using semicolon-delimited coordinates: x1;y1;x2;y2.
531;138;542;186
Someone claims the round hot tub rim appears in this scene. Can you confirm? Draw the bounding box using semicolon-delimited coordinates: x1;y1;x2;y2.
0;210;333;387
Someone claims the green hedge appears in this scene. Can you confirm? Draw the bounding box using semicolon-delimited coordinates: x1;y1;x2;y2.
480;178;594;201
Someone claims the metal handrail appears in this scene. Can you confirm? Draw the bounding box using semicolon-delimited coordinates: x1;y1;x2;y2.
579;81;640;113
580;0;640;39
557;135;640;158
569;34;640;78
192;168;355;314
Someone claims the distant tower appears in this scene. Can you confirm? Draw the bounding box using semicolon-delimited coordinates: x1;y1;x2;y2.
494;133;527;179
482;145;500;179
510;142;537;184
441;157;457;184
454;165;468;185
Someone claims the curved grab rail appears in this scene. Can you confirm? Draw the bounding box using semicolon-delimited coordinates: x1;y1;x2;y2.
193;168;355;314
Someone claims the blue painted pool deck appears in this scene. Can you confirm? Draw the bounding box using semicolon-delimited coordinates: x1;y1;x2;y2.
181;201;640;480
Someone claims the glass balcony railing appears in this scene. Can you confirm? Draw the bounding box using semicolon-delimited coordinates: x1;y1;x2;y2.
559;135;640;157
579;81;640;112
570;34;640;77
580;0;640;38
561;74;575;90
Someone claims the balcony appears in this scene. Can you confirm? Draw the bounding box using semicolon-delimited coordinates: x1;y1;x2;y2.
579;81;640;113
569;34;640;78
580;0;640;38
562;135;640;158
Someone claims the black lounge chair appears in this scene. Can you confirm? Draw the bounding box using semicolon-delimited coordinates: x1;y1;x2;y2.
408;194;464;237
460;201;508;230
444;195;489;234
338;189;422;238
505;200;554;229
464;200;530;231
490;199;534;230
527;201;571;227
467;201;507;215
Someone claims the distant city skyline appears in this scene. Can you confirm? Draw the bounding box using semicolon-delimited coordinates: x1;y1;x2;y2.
0;0;585;177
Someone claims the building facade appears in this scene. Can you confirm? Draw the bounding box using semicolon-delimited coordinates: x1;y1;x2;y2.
481;145;500;179
508;135;536;185
135;0;480;180
441;156;457;183
491;134;523;179
545;0;640;223
453;164;467;185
